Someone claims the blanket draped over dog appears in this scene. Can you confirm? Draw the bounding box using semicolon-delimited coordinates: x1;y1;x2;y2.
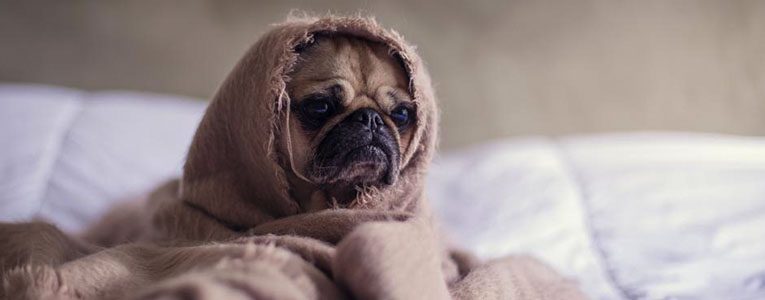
0;16;587;300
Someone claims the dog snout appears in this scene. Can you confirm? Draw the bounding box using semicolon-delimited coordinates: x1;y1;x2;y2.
348;108;384;131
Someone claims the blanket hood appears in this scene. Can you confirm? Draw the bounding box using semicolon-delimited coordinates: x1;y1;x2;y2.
180;16;439;229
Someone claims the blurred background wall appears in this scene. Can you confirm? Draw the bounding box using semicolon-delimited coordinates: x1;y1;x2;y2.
1;0;763;149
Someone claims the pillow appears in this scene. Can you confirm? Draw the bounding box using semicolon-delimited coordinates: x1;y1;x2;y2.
0;84;204;231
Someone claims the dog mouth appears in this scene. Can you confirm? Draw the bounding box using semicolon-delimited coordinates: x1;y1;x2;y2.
340;144;389;181
309;133;400;189
314;141;396;186
302;141;393;206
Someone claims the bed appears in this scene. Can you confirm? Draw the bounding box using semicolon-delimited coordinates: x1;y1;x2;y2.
2;83;764;300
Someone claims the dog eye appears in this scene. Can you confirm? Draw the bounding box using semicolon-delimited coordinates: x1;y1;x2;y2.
302;98;334;118
294;96;339;131
390;105;413;128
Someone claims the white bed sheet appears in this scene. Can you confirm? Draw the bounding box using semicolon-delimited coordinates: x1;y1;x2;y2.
2;83;764;300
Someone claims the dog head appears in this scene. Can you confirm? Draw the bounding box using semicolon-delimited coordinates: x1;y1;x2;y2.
283;34;415;205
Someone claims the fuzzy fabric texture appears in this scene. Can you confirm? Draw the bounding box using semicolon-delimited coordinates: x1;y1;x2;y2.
0;15;587;299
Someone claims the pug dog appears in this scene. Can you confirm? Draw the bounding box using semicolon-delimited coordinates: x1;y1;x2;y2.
282;34;416;210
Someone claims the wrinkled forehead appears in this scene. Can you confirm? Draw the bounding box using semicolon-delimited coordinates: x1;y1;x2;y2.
287;34;411;105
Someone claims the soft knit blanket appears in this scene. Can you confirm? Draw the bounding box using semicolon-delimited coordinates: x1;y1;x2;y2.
0;15;586;300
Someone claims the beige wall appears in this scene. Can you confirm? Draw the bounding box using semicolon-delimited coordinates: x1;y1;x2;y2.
2;0;764;148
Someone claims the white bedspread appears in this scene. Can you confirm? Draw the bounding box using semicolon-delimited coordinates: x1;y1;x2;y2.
2;83;764;300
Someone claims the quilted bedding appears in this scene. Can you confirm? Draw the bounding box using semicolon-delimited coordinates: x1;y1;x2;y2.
1;83;764;300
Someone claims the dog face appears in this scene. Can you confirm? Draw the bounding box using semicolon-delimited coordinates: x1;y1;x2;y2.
284;35;414;204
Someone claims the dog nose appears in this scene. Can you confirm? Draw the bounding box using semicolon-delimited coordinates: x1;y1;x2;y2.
350;108;384;131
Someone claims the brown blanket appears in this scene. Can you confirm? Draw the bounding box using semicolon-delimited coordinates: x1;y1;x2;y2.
0;15;587;300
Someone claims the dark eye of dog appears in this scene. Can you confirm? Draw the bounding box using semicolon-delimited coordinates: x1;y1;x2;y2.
390;105;413;129
304;99;331;117
296;96;338;130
